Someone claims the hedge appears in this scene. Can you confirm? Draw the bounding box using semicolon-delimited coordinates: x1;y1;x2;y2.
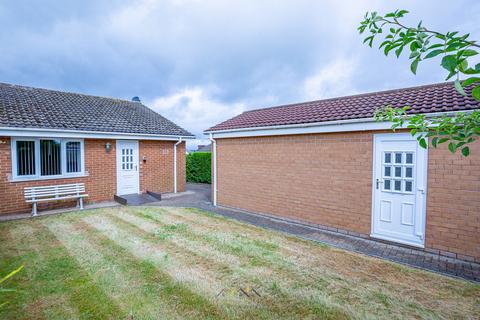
186;152;211;183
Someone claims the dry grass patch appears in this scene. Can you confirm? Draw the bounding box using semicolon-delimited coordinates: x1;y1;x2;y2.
0;206;478;320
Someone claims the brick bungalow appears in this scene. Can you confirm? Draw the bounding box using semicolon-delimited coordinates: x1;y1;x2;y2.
205;82;480;263
0;83;194;215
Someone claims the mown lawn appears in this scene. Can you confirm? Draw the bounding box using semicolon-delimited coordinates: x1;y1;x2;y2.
0;206;479;319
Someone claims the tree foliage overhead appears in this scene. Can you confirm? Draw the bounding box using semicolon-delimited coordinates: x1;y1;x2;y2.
359;9;480;156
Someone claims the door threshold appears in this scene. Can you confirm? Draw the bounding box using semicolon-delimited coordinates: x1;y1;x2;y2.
370;233;424;249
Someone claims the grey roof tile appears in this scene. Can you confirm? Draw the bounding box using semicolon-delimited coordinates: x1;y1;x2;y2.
0;83;194;137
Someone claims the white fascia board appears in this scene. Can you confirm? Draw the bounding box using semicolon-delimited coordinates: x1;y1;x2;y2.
204;110;472;139
0;127;196;141
206;118;386;138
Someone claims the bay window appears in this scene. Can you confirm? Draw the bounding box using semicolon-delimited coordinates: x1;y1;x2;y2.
11;138;84;180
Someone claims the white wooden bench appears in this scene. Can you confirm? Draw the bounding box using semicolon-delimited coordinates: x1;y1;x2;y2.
24;183;88;216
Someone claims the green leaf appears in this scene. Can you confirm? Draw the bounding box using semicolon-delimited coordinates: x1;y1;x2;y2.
462;77;480;86
431;137;438;148
454;79;467;96
448;142;456;153
472;86;480;101
395;46;404;58
428;43;444;50
438;138;449;144
460;49;478;57
446;42;464;52
379;40;391;49
363;35;374;46
461;146;470;157
409;51;420;59
424;49;444;59
418;138;427;149
441;55;457;72
410;58;420;75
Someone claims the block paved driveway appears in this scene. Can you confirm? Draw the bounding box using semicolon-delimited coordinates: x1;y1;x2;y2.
152;183;480;282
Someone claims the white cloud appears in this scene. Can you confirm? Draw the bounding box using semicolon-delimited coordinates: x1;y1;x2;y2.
1;0;478;143
302;58;359;100
149;87;246;149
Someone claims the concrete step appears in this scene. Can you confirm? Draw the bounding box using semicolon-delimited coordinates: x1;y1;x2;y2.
114;193;160;206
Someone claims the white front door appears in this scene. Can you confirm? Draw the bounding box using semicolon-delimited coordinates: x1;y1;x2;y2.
116;140;140;195
372;133;428;247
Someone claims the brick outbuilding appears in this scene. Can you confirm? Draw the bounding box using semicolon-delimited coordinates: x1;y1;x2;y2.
205;82;480;262
0;83;193;215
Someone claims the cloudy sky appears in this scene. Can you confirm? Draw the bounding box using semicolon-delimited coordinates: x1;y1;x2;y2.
1;0;479;149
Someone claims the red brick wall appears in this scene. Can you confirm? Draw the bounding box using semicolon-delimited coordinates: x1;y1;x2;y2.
0;138;116;215
0;137;186;215
216;133;373;235
215;133;480;261
139;140;186;194
425;143;480;261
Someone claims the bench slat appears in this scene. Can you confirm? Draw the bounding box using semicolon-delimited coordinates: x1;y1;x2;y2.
25;187;85;196
25;193;86;200
25;190;85;198
25;194;89;203
24;183;84;191
24;183;88;216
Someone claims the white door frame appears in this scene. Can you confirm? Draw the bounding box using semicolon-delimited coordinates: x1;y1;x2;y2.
116;140;140;195
371;133;428;248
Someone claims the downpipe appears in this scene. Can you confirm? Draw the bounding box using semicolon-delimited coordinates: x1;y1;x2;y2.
209;133;217;206
173;137;183;193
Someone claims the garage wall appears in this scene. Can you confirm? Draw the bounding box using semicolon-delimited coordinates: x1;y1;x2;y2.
216;132;374;235
426;142;480;261
215;132;480;262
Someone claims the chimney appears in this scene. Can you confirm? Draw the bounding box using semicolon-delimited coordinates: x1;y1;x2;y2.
131;96;141;103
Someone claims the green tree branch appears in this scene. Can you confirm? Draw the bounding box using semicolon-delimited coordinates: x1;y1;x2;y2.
359;9;480;156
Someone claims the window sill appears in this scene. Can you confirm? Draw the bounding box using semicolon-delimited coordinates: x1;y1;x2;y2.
9;173;89;183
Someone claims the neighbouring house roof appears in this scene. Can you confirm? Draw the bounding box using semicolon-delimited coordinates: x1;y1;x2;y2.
196;144;211;152
206;82;480;132
0;82;194;137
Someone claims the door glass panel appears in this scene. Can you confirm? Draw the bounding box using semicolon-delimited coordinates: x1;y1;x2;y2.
405;167;413;178
382;151;415;194
122;148;134;170
384;179;391;190
395;153;402;164
384;153;391;163
405;181;413;192
394;166;402;177
384;166;391;177
405;153;413;164
394;180;402;191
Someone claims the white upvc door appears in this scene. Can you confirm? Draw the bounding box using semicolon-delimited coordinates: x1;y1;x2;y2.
116;140;140;195
371;133;428;247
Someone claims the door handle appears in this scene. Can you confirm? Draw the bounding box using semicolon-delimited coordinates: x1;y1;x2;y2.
418;187;425;194
376;179;383;189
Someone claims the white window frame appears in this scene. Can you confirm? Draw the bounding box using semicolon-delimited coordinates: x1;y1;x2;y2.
11;137;85;181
